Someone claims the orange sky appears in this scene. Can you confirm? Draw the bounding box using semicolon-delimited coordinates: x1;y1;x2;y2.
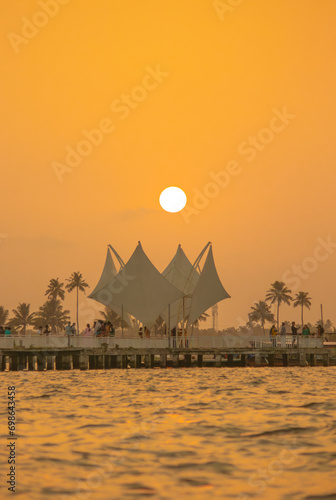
1;0;336;329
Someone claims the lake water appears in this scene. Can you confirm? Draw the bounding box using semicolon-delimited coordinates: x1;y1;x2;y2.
1;367;336;500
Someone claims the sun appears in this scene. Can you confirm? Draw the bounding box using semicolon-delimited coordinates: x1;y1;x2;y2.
159;186;187;213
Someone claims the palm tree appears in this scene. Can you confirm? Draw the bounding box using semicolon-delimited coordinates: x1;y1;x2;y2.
0;306;9;326
324;319;335;333
192;313;209;328
10;303;36;335
66;272;89;334
33;300;70;333
44;278;67;333
45;278;65;301
99;307;127;329
266;281;293;330
293;291;312;329
249;300;275;334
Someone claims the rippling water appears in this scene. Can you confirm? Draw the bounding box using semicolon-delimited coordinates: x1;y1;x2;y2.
1;368;336;500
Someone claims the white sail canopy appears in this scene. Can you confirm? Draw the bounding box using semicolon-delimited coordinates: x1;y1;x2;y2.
89;247;132;326
91;242;185;328
188;245;230;326
161;245;200;328
89;248;118;297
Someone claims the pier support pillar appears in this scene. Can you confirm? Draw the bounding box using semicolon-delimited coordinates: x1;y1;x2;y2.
97;355;105;369
172;354;179;368
215;355;222;367
0;355;4;371
79;353;89;370
28;355;37;371
11;355;18;371
72;354;80;370
18;354;27;370
197;354;203;367
323;354;329;367
160;354;167;368
282;353;289;367
2;355;8;371
117;355;127;369
37;353;48;371
128;355;136;368
255;353;262;367
240;354;247;367
268;354;275;367
135;355;142;368
46;355;55;370
56;354;63;370
299;353;307;367
89;355;96;369
62;354;72;370
185;354;192;367
310;354;317;367
145;354;154;368
5;355;10;371
109;356;117;368
227;354;234;367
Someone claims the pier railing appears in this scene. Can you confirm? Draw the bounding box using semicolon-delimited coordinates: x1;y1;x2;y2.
0;335;323;349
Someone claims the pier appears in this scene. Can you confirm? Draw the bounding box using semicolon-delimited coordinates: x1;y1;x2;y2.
0;334;333;370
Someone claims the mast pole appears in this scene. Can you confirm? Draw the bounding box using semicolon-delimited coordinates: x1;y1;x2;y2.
121;304;124;337
168;303;171;348
182;296;185;347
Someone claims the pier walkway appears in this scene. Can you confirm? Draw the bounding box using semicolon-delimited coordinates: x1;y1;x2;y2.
0;335;331;371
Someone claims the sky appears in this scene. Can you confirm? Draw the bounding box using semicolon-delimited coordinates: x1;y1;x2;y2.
1;0;336;330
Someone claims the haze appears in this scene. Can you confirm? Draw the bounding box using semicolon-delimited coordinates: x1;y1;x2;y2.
1;0;335;329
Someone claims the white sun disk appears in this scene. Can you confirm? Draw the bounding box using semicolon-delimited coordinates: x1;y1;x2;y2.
159;186;187;213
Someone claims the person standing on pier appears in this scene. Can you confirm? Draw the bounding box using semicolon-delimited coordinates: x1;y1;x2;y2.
84;324;92;336
291;322;300;347
270;325;278;347
43;324;51;336
65;321;72;337
302;325;310;337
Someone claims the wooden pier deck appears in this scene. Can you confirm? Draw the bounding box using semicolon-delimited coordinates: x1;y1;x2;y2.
0;347;332;371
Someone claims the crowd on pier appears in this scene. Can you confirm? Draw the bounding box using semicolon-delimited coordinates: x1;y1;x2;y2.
269;322;325;347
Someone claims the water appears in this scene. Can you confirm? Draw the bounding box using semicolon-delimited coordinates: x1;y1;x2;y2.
1;368;336;500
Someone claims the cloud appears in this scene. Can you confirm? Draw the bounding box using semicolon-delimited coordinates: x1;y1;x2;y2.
112;207;160;221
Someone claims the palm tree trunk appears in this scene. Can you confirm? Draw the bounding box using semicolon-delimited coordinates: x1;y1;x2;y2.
277;302;280;331
301;304;304;330
76;287;79;334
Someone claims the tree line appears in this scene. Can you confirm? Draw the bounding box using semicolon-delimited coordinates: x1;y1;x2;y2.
0;273;89;334
248;280;334;334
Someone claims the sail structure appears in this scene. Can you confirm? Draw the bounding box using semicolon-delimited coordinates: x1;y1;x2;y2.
89;248;118;298
90;242;185;328
188;244;230;326
161;245;200;328
89;247;132;326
